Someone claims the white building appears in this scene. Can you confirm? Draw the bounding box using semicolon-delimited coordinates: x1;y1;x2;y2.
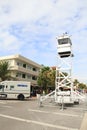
0;54;42;87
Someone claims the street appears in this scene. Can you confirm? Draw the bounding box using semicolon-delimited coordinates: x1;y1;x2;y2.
0;98;87;130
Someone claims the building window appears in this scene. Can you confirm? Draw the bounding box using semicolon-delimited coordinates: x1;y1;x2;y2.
27;74;31;79
17;62;22;67
32;76;37;80
23;64;26;68
33;67;36;71
16;73;21;77
27;65;32;70
22;74;26;78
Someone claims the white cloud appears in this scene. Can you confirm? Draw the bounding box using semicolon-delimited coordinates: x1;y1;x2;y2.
0;29;23;55
0;0;87;83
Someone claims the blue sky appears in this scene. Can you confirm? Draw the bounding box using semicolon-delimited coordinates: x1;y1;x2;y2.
0;0;87;83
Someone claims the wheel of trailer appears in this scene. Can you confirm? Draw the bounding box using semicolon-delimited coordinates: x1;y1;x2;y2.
18;94;24;100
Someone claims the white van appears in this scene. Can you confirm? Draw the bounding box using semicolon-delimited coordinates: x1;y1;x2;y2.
0;81;31;100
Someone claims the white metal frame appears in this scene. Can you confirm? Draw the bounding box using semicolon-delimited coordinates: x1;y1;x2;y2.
55;34;74;104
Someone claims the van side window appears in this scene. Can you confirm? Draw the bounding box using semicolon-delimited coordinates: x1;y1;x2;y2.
10;86;14;90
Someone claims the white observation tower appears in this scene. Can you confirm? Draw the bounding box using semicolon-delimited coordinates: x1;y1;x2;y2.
55;33;74;104
39;33;85;107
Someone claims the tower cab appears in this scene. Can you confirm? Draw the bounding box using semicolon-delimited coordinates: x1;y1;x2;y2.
57;34;72;58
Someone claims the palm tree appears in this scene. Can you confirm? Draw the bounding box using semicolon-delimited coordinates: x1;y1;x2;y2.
0;60;10;81
37;66;55;92
73;79;79;89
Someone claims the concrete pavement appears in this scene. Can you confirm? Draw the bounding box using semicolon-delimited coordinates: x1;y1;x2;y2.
80;112;87;130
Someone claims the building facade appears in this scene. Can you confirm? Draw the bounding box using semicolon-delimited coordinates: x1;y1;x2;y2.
0;54;42;87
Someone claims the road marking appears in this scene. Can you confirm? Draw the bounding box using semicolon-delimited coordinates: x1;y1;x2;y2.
1;105;12;108
28;109;82;117
0;113;78;130
0;100;22;104
5;100;20;103
0;101;6;104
